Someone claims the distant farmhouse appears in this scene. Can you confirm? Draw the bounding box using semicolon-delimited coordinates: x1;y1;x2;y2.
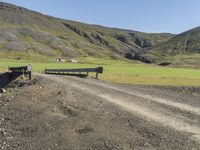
56;58;78;63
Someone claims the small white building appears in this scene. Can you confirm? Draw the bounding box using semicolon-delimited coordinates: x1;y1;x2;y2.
70;59;78;63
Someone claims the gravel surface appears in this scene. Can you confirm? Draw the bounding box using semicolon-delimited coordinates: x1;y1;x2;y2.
0;74;200;150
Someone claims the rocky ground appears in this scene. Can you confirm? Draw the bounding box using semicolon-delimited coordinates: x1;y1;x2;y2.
0;74;200;150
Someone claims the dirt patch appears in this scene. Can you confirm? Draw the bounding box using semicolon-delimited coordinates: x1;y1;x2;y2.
76;127;94;134
60;105;79;117
141;85;200;96
6;78;37;89
0;74;200;149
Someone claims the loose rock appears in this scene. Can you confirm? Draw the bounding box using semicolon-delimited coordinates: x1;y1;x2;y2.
0;88;6;93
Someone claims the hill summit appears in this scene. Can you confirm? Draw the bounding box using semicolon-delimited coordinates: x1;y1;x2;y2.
137;27;200;67
0;2;200;68
0;2;173;61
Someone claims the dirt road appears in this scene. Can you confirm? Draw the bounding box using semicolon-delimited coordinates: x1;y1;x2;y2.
1;74;200;149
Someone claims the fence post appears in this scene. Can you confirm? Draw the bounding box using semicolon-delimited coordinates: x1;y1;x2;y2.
28;71;31;80
27;65;32;80
9;72;12;81
96;72;99;79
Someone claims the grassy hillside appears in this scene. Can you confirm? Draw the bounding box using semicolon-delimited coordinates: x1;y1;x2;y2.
0;2;173;61
138;27;200;67
1;2;200;69
150;27;200;54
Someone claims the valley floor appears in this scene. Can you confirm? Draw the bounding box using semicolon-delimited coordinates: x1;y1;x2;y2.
0;74;200;149
1;58;200;86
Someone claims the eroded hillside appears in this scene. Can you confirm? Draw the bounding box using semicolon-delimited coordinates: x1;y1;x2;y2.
0;2;173;60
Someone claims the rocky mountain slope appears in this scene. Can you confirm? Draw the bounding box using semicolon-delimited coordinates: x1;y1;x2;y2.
1;2;200;68
0;2;173;61
137;27;200;64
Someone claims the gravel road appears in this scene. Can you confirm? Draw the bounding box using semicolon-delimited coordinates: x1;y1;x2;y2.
0;74;200;150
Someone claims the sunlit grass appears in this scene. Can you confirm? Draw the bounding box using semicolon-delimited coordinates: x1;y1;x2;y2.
100;74;200;86
1;58;200;86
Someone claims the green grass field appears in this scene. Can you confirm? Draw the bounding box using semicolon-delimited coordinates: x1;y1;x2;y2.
1;58;200;86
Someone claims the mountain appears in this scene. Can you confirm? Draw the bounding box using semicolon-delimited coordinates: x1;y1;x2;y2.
0;2;173;61
1;2;199;68
150;27;200;54
129;27;200;67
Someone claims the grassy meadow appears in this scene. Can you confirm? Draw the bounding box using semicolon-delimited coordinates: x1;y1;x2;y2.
0;58;200;86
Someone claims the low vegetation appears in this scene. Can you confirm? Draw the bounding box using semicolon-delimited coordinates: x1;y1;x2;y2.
1;58;200;86
0;2;200;87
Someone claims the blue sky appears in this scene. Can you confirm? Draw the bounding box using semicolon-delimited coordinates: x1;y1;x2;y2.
1;0;200;34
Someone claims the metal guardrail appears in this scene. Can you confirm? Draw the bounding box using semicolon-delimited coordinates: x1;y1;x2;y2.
9;65;32;80
0;65;32;88
45;67;103;79
0;72;11;88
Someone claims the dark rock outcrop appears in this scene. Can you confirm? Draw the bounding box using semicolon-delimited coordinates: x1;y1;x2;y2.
124;52;154;64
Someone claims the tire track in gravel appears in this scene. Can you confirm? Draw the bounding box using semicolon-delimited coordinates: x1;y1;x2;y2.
68;76;200;116
41;74;200;143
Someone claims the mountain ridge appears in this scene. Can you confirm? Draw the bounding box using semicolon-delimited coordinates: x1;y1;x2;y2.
0;1;200;68
0;1;174;61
